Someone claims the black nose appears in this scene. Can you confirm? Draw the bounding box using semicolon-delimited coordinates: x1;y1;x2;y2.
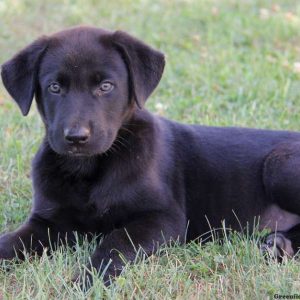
64;127;91;145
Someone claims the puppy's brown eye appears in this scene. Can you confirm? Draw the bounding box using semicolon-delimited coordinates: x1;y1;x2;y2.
99;82;113;93
48;83;61;94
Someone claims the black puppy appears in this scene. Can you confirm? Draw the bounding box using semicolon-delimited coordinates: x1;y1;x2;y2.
1;26;300;284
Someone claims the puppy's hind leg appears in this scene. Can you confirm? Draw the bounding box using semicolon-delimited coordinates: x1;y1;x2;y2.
261;142;300;260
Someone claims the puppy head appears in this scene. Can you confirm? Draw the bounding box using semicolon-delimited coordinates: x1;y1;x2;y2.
1;26;165;156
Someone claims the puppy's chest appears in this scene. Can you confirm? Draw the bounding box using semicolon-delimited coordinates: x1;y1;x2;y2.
37;158;133;231
61;194;126;234
55;178;127;229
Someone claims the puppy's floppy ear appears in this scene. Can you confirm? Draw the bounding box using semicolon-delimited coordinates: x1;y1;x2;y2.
1;37;48;116
112;31;165;108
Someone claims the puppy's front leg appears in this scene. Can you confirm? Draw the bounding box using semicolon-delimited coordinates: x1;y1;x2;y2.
77;210;185;286
0;216;63;260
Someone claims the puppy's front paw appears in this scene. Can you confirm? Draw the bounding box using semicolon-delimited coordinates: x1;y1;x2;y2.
0;233;20;260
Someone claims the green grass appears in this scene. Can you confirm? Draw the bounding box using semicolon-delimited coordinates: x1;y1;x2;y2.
1;0;300;298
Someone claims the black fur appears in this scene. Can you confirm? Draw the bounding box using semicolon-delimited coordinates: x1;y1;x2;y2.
1;26;300;285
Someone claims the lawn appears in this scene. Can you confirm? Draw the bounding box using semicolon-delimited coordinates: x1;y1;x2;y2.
1;0;300;298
